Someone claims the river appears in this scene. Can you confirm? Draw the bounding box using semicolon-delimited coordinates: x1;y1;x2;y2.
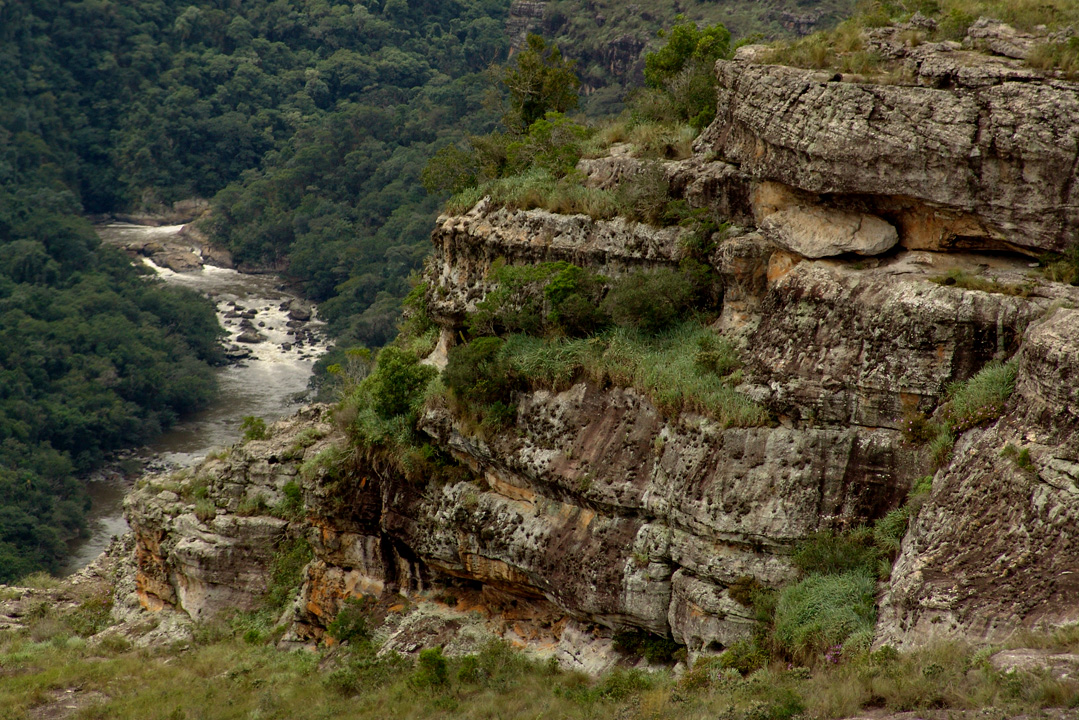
63;223;329;574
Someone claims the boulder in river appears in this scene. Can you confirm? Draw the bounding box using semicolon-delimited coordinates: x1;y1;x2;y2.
236;330;265;344
287;301;311;322
201;246;234;269
156;251;203;272
224;344;253;360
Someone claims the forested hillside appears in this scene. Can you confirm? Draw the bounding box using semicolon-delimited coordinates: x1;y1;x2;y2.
2;0;515;346
0;130;223;581
0;0;514;580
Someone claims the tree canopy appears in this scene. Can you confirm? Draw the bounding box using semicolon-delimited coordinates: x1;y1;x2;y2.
499;34;581;132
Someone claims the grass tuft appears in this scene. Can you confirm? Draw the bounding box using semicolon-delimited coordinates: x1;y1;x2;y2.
502;323;769;427
946;359;1018;431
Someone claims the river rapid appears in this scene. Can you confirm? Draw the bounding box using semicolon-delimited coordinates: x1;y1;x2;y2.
63;223;330;574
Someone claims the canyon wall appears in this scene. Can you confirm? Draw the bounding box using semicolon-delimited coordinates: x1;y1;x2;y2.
122;34;1079;659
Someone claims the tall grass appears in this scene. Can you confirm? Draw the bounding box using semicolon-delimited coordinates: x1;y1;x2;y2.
772;571;878;662
7;585;1079;720
946;359;1018;431
445;168;622;219
502;323;769;427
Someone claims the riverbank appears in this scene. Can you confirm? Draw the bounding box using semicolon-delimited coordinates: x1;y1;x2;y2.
62;222;330;575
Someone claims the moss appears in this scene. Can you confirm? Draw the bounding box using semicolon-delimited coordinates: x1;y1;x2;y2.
931;269;1034;297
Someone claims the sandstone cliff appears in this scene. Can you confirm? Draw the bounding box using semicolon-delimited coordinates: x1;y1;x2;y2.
117;31;1079;664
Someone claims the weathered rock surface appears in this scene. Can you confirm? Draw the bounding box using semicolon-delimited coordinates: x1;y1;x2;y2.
746;252;1049;428
878;308;1079;647
126;406;335;619
699;56;1079;254
115;40;1079;666
761;205;898;258
428;200;690;322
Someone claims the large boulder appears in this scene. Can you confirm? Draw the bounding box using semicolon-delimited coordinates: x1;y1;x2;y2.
761;205;898;258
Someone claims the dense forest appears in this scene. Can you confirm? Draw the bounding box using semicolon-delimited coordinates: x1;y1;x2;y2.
2;0;515;353
0;137;224;580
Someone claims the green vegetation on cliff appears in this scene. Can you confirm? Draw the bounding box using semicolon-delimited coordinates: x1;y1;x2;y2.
763;0;1079;77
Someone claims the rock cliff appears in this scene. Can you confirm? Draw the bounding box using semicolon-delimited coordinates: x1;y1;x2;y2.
117;34;1079;662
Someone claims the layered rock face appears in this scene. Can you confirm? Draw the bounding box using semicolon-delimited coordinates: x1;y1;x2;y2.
126;406;333;620
878;307;1079;646
121;37;1079;658
698;53;1079;255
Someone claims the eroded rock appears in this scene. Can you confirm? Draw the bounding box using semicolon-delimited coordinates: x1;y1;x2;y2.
760;205;898;258
700;57;1079;254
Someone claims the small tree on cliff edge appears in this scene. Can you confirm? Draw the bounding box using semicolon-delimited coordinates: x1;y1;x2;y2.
639;18;731;130
498;34;580;133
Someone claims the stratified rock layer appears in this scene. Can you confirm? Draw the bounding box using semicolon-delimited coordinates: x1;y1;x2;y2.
878;308;1079;646
700;57;1079;254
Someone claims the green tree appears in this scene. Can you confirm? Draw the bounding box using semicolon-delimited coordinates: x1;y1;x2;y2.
369;347;436;420
499;34;580;132
644;19;732;88
639;19;732;129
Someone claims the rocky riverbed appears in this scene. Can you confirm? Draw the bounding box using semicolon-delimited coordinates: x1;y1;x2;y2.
62;223;330;574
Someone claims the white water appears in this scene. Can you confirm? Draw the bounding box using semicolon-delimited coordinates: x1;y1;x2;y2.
63;223;330;573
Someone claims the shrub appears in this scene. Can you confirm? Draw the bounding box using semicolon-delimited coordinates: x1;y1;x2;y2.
872;506;910;561
396;279;437;348
602;267;694;334
728;575;766;607
241;416;267;441
443;336;518;408
368;346;437;420
499;34;580;133
642;20;731;129
470;260;608;337
326;597;374;645
544;263;609;336
719;637;770;675
325;651;412;696
1002;443;1036;472
773;571;877;662
506;112;590;178
594;667;653;701
644;20;731;88
412;647;449;688
273;480;304;519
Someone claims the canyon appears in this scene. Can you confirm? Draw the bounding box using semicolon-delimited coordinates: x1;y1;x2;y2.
47;21;1079;674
